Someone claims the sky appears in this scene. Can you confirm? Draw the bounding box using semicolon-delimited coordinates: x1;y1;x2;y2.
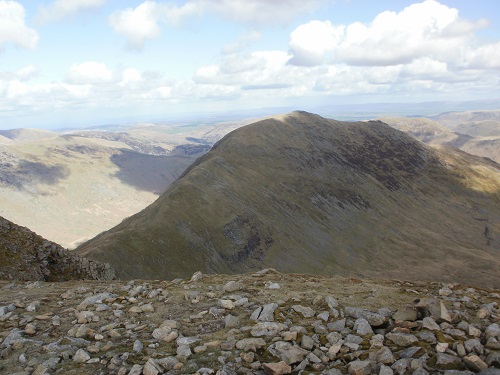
1;0;500;129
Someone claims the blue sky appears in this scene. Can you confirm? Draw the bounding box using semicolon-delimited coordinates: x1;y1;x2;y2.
1;0;500;129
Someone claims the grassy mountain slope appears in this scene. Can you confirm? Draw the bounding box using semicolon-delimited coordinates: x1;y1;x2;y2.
77;112;500;287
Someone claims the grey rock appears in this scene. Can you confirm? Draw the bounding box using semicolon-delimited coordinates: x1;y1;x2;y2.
133;340;143;353
265;281;281;289
412;367;429;375
189;271;203;282
485;323;500;339
476;370;500;375
323;370;343;375
416;331;436;344
379;364;394;375
250;303;278;322
485;351;500;367
251;322;287;337
176;344;192;358
223;281;243;292
263;361;292;374
391;358;412;374
152;326;178;342
225;314;240;328
345;334;363;345
326;296;339;309
326;332;343;345
81;292;116;306
328;319;346;332
306;352;321;363
318;311;330;322
370;334;385;348
156;356;180;371
485;337;500;350
396;346;425;359
354;318;374;335
393;307;418;322
42;357;61;369
463;354;488;372
457;342;466;357
348;360;372;375
269;341;309;365
300;335;314;350
143;358;162;375
376;346;395;364
73;348;90;363
291;305;315;318
218;299;235;309
436;353;462;367
422;317;440;331
386;332;418;347
235;338;266;352
345;307;388;326
0;304;15;316
464;338;483;355
176;336;200;346
415;298;451;322
128;364;142;375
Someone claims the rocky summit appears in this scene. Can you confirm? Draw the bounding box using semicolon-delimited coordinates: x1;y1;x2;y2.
78;111;500;288
0;216;115;282
0;270;499;374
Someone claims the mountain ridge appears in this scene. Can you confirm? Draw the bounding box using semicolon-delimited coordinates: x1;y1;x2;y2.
76;111;500;287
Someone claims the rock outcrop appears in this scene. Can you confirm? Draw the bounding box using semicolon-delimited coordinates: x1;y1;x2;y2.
0;216;115;281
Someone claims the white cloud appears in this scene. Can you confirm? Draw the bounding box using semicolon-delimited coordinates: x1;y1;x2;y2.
66;61;113;84
120;68;143;86
0;1;39;52
223;30;262;55
110;0;323;48
464;42;500;70
37;0;107;23
16;65;39;81
287;0;489;68
201;0;324;25
193;51;291;87
288;20;344;66
109;1;163;50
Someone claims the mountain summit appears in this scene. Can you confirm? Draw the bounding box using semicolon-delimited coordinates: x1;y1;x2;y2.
77;112;500;287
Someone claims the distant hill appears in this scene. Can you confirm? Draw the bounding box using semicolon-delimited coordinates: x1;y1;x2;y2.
78;112;500;288
0;128;57;142
0;215;114;281
430;111;500;158
0;120;250;248
379;115;500;163
430;110;500;130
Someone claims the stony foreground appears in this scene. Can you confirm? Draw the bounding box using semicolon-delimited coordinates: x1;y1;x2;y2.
0;270;499;375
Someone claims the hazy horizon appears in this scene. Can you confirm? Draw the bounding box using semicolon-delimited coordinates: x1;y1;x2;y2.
1;0;500;130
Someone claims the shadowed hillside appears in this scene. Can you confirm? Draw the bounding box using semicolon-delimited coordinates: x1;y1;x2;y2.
78;112;500;287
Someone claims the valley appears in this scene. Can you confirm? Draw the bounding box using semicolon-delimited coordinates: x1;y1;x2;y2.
0;119;253;249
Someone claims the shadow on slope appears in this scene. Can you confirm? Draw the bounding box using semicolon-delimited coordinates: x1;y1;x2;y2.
110;146;208;194
0;160;70;189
